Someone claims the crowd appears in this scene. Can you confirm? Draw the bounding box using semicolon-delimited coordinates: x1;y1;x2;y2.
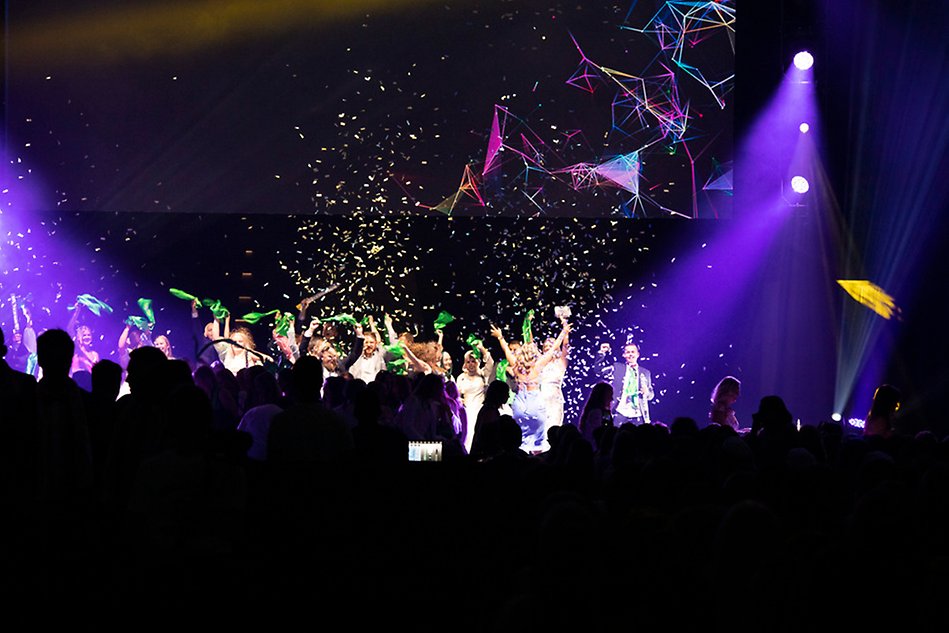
1;308;947;631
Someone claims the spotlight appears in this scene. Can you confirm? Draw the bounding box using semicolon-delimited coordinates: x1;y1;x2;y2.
793;51;814;70
799;122;810;133
790;176;810;194
831;412;842;422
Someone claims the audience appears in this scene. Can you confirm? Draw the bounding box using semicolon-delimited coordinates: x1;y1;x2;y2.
0;328;944;631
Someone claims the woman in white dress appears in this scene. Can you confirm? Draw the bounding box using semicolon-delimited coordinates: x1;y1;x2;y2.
539;315;570;451
455;341;494;454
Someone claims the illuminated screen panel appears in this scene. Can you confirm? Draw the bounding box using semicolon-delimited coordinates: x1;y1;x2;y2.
6;1;734;218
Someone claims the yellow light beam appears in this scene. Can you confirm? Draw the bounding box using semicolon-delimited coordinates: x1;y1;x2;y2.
9;0;443;66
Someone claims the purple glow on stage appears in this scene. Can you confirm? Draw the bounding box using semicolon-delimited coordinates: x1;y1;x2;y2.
710;55;836;424
736;63;819;216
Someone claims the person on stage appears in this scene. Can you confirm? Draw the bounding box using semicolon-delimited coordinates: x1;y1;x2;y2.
608;342;654;426
189;299;229;369
709;375;741;431
117;322;152;369
490;316;570;453
863;383;901;439
346;316;387;384
222;326;263;375
539;312;570;450
455;340;495;454
69;323;99;377
579;382;614;446
153;335;174;360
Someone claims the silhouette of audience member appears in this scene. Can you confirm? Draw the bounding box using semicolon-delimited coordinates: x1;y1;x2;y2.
88;359;122;489
749;395;795;457
470;380;511;460
127;384;247;560
210;364;242;431
106;346;169;510
35;328;93;504
391;373;463;455
670;416;699;438
494;414;527;457
864;384;902;439
352;387;408;466
0;326;38;497
237;369;284;461
267;355;353;465
71;369;93;392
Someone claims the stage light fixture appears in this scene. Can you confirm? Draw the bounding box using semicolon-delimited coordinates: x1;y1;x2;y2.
790;176;810;194
793;51;814;70
799;122;810;133
831;413;842;422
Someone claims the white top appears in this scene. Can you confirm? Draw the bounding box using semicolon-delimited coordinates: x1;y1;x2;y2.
223;350;261;376
456;371;489;409
347;347;386;384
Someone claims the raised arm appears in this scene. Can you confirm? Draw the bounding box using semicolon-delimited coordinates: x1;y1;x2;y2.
118;323;132;353
66;302;82;337
383;314;398;345
367;314;381;342
300;316;319;356
490;324;517;367
399;340;431;374
480;344;496;381
536;321;571;370
561;318;571;360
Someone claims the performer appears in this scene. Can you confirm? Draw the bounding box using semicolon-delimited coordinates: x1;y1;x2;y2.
8;302;37;376
863;383;901;438
539;314;570;450
67;303;99;376
222;326;263;375
345;316;386;383
383;314;442;376
153;335;174;360
191;299;227;368
709;376;741;431
310;336;344;380
607;343;654;426
455;340;495;454
579;382;614;446
117;322;152;369
490;317;570;453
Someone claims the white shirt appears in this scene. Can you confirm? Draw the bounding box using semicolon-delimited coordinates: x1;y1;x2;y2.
347;347;386;384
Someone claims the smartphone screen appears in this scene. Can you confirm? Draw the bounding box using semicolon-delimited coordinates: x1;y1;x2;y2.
408;441;443;462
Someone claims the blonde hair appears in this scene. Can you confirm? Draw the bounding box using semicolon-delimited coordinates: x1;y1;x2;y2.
154;335;173;356
230;326;256;350
514;341;539;375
